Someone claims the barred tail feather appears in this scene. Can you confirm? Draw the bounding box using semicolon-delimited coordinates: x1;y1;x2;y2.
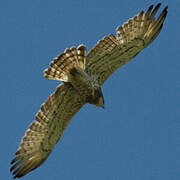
44;44;86;82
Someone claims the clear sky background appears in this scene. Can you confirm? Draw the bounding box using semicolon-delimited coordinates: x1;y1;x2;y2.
0;0;179;179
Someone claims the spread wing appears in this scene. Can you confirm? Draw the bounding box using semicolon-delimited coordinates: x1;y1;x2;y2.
10;83;85;178
86;3;168;85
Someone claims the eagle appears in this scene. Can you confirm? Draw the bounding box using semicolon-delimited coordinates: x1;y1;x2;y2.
10;3;168;178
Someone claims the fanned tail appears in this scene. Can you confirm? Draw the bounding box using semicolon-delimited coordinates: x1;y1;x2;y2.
44;44;86;82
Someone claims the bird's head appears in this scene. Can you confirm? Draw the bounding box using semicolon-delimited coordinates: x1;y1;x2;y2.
94;87;104;108
96;95;104;108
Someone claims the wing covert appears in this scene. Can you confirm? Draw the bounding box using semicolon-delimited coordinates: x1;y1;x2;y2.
86;3;168;85
10;83;85;178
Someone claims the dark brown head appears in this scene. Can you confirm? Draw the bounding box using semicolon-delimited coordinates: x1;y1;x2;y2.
96;95;104;108
89;87;104;108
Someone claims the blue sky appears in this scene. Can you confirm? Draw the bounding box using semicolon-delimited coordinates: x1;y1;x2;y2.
1;0;179;179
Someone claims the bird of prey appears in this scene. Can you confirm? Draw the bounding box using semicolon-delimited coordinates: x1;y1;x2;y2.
10;3;168;178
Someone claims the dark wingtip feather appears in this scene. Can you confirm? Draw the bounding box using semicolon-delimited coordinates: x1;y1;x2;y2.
11;157;18;164
156;3;162;9
159;5;168;19
10;165;16;172
164;6;168;13
151;3;161;16
149;4;154;9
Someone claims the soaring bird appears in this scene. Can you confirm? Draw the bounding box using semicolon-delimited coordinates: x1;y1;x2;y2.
10;3;168;178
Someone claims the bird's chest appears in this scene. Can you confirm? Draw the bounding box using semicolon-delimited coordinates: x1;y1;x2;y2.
70;68;97;102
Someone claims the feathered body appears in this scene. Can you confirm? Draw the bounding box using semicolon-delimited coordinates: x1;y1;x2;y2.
10;4;168;178
44;44;104;107
68;67;104;107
